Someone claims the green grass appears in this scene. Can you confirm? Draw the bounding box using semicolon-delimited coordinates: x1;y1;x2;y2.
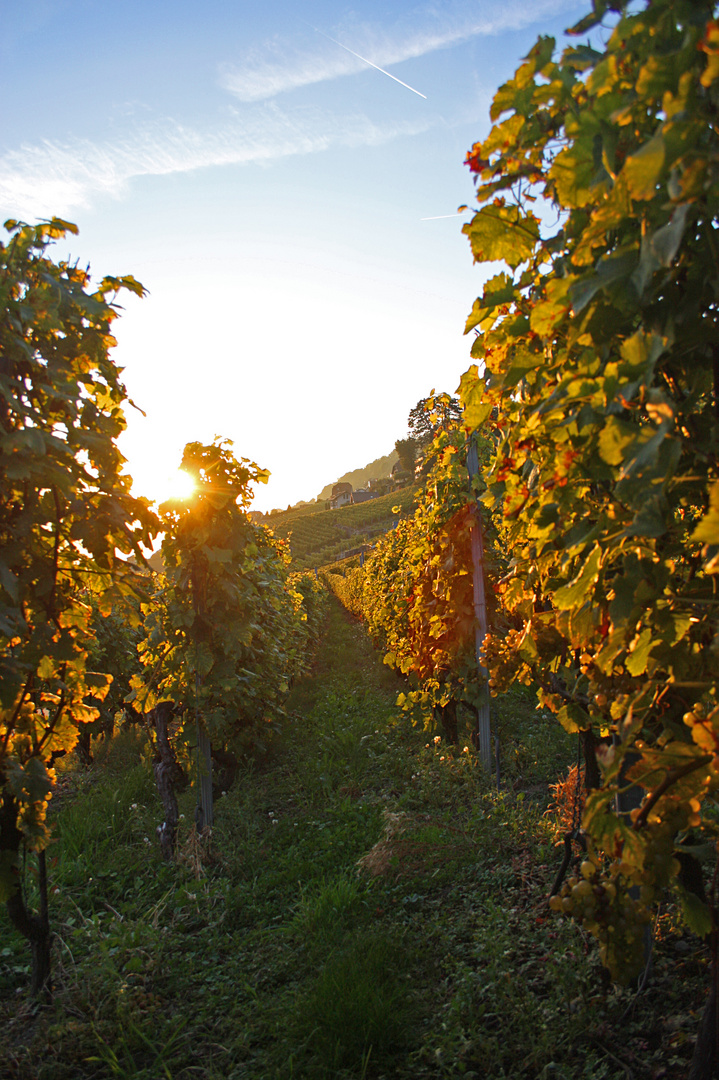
0;598;711;1079
293;929;420;1075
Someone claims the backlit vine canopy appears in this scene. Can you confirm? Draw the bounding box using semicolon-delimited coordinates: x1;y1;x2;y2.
459;0;719;981
0;219;157;898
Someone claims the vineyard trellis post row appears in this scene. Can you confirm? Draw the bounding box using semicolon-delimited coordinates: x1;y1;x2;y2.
196;722;213;830
467;435;492;773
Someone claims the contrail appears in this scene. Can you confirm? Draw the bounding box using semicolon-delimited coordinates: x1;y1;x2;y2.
309;23;427;99
421;213;467;220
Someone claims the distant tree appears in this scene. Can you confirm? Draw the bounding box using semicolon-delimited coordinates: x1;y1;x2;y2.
371;477;394;497
406;394;463;478
408;394;462;447
394;437;418;476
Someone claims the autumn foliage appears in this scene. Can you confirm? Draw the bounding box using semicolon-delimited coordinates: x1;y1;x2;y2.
0;219;158;994
459;0;719;982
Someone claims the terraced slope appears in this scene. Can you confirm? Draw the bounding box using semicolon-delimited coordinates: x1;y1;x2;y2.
260;486;417;569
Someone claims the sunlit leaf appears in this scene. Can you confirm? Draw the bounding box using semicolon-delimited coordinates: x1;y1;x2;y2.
623;135;665;201
691;482;719;544
462;206;540;269
553;546;602;611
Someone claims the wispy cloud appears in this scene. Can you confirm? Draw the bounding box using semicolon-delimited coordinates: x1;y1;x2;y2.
0;105;432;220
220;0;577;102
0;0;580;221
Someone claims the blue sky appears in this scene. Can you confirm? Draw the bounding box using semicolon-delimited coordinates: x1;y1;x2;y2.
1;0;588;512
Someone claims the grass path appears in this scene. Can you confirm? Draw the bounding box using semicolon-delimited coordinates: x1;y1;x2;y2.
0;598;711;1079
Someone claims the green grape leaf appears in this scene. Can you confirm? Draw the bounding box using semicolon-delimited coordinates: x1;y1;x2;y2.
675;886;713;938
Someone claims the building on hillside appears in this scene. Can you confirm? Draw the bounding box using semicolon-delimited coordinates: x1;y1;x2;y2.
391;460;410;484
351;489;375;504
330;482;353;509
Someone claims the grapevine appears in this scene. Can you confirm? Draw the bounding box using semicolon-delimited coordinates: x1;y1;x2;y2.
459;0;719;982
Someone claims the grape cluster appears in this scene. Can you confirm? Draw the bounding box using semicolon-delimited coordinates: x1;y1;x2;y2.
683;701;719;759
2;697;39;755
634;818;683;905
549;855;651;984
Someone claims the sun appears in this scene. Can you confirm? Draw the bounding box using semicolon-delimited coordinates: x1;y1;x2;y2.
162;468;197;502
122;455;199;507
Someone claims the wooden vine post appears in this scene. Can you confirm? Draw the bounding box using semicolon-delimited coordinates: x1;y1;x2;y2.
466;435;492;773
192;560;213;831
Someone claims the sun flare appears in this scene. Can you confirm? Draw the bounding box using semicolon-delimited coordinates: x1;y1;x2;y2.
123;456;200;507
164;469;197;501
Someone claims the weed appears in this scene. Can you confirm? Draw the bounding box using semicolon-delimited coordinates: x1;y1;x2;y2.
292;872;369;941
293;930;421;1076
88;1015;185;1079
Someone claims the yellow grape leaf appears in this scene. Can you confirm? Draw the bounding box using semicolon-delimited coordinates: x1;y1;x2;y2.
691;482;719;544
598;417;637;466
623;135;665;201
553;545;602;611
462;205;540;269
556;702;587;734
529;277;572;338
625;628;657;677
